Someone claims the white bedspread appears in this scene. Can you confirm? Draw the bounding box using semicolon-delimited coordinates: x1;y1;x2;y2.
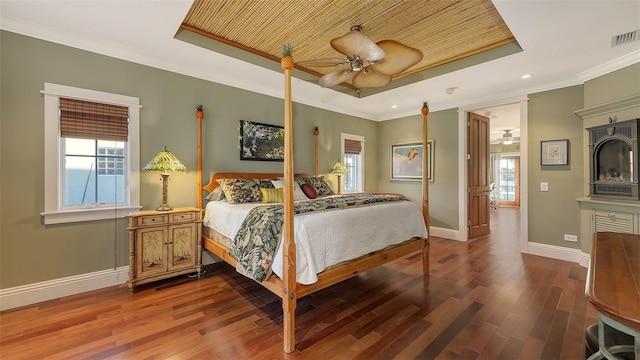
203;196;427;284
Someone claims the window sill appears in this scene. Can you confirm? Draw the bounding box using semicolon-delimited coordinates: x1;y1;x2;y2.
41;206;142;225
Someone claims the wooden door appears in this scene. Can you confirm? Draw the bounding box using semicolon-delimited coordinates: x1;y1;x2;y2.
499;156;520;207
468;112;491;239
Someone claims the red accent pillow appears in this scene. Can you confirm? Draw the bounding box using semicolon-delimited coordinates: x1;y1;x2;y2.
300;183;318;199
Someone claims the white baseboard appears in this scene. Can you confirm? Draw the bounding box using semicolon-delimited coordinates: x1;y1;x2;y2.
526;242;590;268
430;226;463;241
0;241;589;312
428;229;591;267
0;266;129;312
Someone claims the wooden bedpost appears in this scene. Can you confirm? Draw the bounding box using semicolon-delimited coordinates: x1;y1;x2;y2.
281;45;297;353
314;127;319;176
196;105;204;209
421;102;430;276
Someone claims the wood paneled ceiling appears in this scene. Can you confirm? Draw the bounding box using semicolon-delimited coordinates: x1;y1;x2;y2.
179;0;519;97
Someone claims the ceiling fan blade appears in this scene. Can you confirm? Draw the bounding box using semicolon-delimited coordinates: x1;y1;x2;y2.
296;58;347;67
352;69;392;89
330;30;385;61
369;40;423;76
319;69;357;88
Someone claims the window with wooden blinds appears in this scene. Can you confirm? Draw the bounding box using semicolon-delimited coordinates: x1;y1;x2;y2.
60;98;129;141
344;139;362;154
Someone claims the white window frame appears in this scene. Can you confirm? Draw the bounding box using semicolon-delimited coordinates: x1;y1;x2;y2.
41;83;141;224
340;133;365;193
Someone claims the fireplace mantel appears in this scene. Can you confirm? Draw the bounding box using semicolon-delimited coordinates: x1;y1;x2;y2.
575;94;640;124
575;93;640;255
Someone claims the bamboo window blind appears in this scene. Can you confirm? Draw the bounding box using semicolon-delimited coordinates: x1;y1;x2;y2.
344;139;362;155
59;98;129;141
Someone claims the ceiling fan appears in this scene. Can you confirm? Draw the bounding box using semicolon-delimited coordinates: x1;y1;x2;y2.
296;25;423;92
493;130;520;145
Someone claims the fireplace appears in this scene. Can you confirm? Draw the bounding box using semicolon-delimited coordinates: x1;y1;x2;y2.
588;118;640;199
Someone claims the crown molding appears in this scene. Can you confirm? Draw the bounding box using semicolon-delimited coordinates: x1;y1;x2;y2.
577;50;640;81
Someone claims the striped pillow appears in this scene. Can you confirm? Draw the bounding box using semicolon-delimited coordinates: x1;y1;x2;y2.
260;187;283;203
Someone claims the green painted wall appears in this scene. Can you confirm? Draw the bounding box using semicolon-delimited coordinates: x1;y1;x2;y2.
2;29;638;291
527;85;585;248
377;108;459;229
584;63;640;107
0;30;378;289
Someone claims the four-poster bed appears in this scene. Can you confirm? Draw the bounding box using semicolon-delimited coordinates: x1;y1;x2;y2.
194;53;431;353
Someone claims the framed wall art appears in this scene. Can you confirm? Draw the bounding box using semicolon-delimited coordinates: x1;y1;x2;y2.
541;139;569;166
239;120;284;161
391;140;434;181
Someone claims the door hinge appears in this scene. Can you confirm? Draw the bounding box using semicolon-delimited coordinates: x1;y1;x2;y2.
467;187;471;193
467;154;471;160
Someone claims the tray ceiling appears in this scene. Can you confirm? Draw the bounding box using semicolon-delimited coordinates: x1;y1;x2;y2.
179;0;520;97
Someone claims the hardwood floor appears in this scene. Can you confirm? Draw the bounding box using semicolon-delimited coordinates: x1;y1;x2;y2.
0;207;596;359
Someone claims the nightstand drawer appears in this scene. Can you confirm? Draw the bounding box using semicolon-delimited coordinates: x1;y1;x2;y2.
138;215;168;226
170;212;197;223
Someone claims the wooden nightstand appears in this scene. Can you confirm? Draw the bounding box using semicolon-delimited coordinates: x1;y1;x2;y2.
127;207;203;292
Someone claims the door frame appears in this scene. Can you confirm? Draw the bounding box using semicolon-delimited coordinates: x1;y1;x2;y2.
457;95;529;253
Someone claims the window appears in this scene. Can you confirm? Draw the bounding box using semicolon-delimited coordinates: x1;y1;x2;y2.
341;133;365;193
97;145;125;176
42;83;140;224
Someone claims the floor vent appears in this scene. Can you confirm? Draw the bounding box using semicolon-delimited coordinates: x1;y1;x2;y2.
611;29;639;47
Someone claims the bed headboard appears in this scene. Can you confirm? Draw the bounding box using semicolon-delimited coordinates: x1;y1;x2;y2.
203;172;312;194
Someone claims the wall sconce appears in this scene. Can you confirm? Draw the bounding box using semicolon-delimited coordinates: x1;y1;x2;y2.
144;146;186;211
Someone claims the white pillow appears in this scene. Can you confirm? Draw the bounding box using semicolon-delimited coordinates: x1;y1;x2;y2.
271;179;308;201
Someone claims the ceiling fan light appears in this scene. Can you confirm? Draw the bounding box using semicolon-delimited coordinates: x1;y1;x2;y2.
502;129;514;145
348;56;364;71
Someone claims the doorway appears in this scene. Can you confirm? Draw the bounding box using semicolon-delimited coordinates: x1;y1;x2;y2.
458;97;528;252
483;104;522;211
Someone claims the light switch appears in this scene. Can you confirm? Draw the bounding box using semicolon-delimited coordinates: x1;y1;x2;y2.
540;182;549;192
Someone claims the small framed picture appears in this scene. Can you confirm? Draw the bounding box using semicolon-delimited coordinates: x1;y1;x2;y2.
541;139;569;165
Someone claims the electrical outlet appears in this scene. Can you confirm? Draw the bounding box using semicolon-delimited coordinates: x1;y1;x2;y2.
540;182;549;192
564;234;578;242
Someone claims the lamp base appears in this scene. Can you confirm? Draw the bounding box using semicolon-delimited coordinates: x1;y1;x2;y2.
157;173;173;211
156;204;173;211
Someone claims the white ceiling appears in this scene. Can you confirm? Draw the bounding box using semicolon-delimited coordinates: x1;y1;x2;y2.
1;0;639;126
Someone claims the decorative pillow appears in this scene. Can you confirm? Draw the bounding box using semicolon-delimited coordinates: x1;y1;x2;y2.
271;179;308;201
217;178;262;203
300;183;318;199
306;176;335;196
205;186;226;201
260;187;283;203
258;179;276;189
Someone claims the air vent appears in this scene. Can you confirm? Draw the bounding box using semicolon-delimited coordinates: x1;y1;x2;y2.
611;29;639;47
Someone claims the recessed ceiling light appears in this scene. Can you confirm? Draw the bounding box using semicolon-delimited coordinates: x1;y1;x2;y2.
391;105;398;108
522;74;532;79
445;87;458;95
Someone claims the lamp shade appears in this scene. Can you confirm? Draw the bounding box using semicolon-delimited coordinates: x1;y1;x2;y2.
330;161;349;175
144;146;187;173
